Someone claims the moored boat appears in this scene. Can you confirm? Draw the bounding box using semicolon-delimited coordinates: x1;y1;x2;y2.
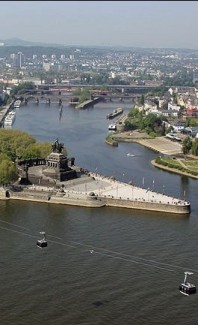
4;110;16;127
106;107;124;119
108;124;117;131
14;100;21;108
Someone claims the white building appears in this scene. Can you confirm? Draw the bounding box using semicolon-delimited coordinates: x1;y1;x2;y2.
43;61;51;72
168;102;181;111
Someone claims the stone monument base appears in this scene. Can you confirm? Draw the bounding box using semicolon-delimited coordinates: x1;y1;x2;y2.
42;167;77;181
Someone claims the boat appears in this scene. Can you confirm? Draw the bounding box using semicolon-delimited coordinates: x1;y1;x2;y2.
127;153;135;157
108;124;117;131
179;271;196;296
106;107;124;119
36;232;48;248
4;110;16;127
14;100;21;108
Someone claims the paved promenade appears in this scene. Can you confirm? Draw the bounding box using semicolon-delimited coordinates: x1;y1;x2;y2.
3;167;189;214
50;171;188;207
113;132;183;155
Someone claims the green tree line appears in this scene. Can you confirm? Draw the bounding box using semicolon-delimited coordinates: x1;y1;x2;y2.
0;129;52;185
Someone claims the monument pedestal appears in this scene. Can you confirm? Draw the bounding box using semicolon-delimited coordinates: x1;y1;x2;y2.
43;152;77;181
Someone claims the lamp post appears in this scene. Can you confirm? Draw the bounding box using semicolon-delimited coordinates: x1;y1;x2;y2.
23;163;29;185
147;187;150;201
163;185;165;194
152;179;155;191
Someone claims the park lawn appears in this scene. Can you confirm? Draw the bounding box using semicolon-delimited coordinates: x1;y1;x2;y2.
183;160;198;172
160;157;198;173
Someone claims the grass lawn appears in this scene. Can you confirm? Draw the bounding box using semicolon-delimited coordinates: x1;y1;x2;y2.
156;156;198;176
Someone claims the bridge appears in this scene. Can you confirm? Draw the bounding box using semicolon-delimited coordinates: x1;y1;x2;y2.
16;80;164;102
18;82;162;96
36;83;162;93
20;93;140;105
21;94;64;105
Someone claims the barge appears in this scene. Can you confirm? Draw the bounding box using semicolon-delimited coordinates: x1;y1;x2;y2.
107;107;124;119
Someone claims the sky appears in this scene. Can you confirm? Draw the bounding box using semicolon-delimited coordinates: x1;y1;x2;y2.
1;1;198;49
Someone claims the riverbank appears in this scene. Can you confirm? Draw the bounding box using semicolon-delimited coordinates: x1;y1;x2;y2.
0;168;191;215
111;131;183;155
110;131;198;178
151;159;198;179
0;101;14;126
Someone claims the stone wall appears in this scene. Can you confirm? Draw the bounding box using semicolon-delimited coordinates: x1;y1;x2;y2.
102;197;190;214
0;188;190;214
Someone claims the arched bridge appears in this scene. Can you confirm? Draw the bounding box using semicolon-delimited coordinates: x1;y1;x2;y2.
22;94;63;105
21;94;140;105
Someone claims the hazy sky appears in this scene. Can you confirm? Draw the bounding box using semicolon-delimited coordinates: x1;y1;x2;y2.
1;1;198;49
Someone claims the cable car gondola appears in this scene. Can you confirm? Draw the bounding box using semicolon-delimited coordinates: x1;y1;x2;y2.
36;231;48;248
179;271;196;296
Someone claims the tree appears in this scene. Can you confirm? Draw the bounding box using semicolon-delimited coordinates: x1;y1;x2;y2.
0;129;36;160
0;158;18;185
191;139;198;156
22;142;55;159
182;136;193;156
3;93;11;105
0;129;54;161
10;82;36;97
185;118;197;127
79;89;90;103
140;94;145;106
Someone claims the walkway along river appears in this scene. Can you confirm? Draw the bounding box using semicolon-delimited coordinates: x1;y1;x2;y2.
0;165;191;214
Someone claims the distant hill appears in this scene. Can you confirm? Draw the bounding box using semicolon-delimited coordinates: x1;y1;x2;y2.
0;38;198;54
0;37;65;48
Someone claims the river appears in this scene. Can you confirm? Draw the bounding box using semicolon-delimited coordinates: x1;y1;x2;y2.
0;98;197;325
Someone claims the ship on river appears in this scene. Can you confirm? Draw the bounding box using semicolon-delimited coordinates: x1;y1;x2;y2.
106;107;124;119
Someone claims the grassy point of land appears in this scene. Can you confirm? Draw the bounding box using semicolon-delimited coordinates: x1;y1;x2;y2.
106;130;198;179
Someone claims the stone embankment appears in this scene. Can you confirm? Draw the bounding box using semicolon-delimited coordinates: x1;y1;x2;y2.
0;170;190;215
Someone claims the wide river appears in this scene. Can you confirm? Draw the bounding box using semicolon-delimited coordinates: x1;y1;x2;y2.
0;97;198;324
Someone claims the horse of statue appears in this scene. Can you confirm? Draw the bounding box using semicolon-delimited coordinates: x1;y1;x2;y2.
51;138;64;153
